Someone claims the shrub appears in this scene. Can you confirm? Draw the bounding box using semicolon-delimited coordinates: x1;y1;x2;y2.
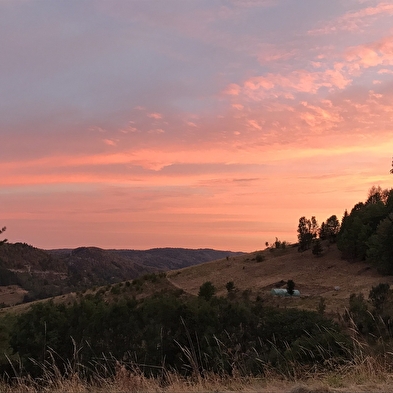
225;281;235;292
312;239;323;257
198;281;216;301
255;254;264;262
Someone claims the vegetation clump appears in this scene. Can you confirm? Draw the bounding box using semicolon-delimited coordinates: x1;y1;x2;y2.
6;292;350;381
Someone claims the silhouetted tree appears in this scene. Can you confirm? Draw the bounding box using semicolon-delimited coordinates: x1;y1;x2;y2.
0;226;6;246
298;217;311;251
337;187;393;268
312;239;323;257
297;217;318;251
320;216;340;242
198;281;216;301
367;216;393;274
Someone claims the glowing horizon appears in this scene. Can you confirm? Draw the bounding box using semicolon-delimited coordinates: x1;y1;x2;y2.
1;0;392;251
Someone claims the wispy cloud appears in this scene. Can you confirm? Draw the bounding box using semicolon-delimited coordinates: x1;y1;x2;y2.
308;1;393;35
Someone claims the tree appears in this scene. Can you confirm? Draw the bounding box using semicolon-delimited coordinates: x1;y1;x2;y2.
312;239;323;257
337;187;393;264
297;216;312;251
287;280;295;296
367;216;393;274
319;222;327;240
325;215;340;243
310;216;319;240
297;217;314;251
198;281;216;301
0;226;6;246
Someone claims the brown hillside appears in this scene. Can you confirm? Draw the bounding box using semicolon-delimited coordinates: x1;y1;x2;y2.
167;242;393;314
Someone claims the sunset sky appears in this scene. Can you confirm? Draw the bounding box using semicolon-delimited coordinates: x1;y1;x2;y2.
1;0;393;252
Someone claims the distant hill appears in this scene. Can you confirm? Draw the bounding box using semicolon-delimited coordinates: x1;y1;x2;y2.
0;243;243;305
1;240;391;317
50;247;243;285
110;247;241;270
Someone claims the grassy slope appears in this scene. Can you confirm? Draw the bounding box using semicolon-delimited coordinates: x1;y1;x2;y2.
167;242;393;315
2;241;391;316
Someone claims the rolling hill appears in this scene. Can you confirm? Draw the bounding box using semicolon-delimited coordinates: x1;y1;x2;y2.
2;240;390;317
0;243;243;306
166;241;392;315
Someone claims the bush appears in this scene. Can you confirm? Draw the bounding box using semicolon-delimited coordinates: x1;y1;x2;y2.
312;239;323;257
198;281;216;301
255;254;264;262
225;281;235;292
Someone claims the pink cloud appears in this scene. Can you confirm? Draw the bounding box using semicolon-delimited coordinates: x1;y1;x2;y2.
256;44;297;64
103;139;117;146
244;76;275;91
148;112;163;119
378;68;393;74
223;83;241;95
346;35;393;68
247;119;263;130
299;101;343;129
230;67;351;102
309;2;393;35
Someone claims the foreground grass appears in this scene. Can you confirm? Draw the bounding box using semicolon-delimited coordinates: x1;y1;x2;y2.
2;351;393;393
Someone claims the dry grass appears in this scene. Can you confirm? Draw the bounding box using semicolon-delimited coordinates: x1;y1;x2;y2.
167;243;393;315
3;355;393;393
0;285;27;307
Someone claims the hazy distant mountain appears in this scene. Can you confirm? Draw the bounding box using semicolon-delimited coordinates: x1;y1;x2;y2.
51;246;243;285
0;243;243;303
111;247;242;270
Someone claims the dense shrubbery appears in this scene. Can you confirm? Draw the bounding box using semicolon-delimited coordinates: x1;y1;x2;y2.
347;283;393;340
8;292;351;378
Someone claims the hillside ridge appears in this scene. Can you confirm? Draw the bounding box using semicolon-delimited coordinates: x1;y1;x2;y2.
0;243;243;306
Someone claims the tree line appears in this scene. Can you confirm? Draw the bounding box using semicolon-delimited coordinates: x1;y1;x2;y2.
297;214;340;254
297;186;393;273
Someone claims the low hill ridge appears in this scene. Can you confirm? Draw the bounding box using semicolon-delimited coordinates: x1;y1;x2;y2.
0;243;243;305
